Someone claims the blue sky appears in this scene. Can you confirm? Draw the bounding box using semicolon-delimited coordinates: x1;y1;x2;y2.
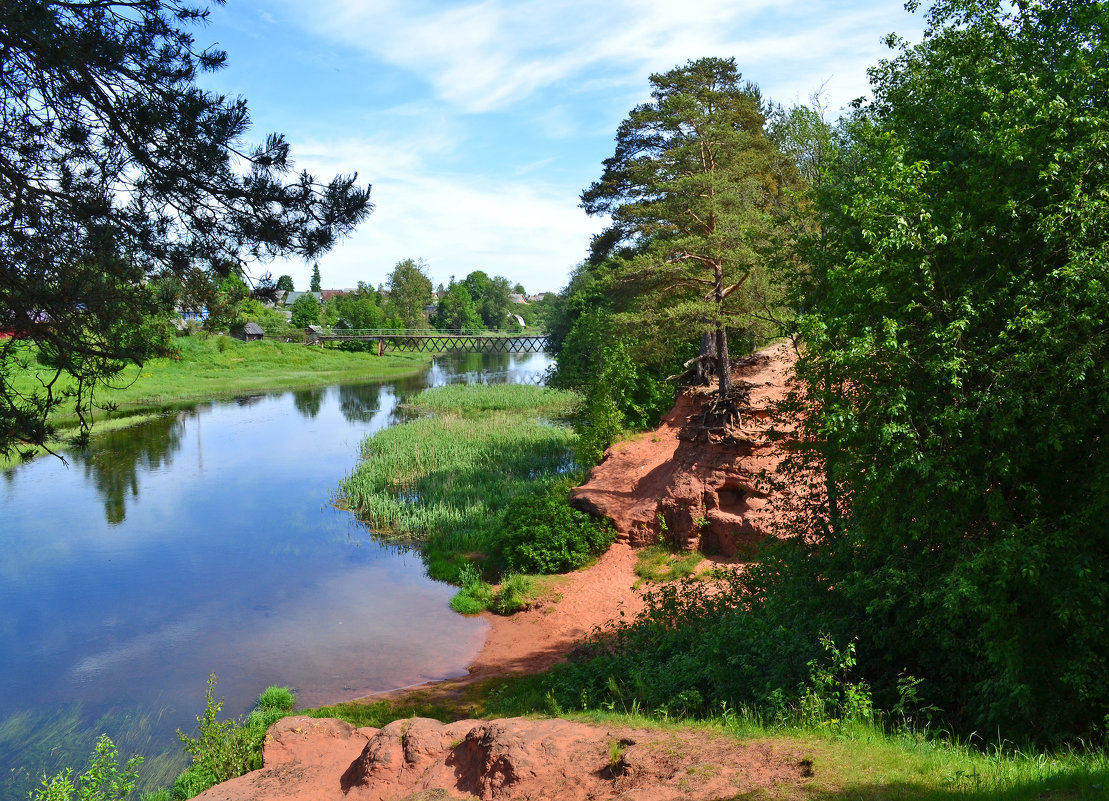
198;0;925;294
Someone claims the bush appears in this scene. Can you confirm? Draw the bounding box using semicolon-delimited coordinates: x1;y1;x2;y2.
499;478;616;574
255;686;296;714
29;735;141;801
449;561;495;614
491;573;535;615
174;674;297;798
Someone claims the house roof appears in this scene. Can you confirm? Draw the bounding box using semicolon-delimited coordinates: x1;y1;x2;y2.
241;322;265;335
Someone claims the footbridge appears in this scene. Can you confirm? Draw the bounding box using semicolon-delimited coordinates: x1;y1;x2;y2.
306;328;549;354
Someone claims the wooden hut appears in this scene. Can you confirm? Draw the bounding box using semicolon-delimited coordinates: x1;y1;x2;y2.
232;322;265;342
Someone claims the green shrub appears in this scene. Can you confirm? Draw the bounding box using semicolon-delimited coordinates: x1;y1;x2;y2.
28;735;141;801
255;686;296;713
450;581;494;614
174;674;298;798
500;479;616;574
449;561;495;614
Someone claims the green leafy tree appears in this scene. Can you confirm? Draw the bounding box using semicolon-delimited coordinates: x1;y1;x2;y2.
581;57;790;399
276;274;295;292
784;0;1109;740
386;259;433;328
204;271;250;332
309;262;322;292
0;0;371;458
329;289;386;330
481;275;513;330
290;293;320;328
434;281;484;331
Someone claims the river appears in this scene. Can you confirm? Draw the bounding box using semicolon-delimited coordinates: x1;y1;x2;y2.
0;350;553;795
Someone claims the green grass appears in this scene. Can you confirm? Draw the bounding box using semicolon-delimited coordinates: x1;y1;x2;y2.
633;544;704;584
2;336;430;469
338;384;581;588
412;383;578;414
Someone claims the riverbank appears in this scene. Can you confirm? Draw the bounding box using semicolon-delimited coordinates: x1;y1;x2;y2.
196;341;1109;799
1;336;430;469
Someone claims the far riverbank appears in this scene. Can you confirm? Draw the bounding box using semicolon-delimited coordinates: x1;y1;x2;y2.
2;335;430;469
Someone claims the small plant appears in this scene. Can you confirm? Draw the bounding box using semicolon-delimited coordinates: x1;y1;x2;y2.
491;573;534;615
797;635;873;728
29;735;142;801
450;561;495;614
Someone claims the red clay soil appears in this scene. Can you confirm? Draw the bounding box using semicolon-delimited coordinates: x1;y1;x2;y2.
195;343;801;801
571;341;796;556
464;342;797;687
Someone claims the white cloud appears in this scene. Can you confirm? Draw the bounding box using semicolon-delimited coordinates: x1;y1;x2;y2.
264;134;603;292
278;0;917;114
247;0;926;292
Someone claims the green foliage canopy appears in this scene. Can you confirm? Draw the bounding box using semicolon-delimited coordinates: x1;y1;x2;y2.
434;280;484;331
386;259;433;328
289;293;320;328
784;0;1109;740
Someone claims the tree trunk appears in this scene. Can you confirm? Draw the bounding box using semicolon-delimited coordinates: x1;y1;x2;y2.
716;324;731;397
713;261;731;398
694;330;716;385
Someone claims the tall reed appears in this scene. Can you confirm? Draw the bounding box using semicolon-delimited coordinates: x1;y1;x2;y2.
338;384;580;581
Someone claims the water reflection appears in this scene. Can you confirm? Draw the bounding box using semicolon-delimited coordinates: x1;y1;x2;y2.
292;387;325;419
73;412;188;524
337;383;382;423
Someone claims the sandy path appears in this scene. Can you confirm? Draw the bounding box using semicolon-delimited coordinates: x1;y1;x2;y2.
466;542;645;680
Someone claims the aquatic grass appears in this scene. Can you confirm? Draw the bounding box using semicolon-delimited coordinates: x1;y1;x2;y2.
412;383;580;415
338;384;583;587
340;409;575;542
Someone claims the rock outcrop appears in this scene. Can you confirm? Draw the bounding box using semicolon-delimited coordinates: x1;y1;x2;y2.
570;342;796;557
197;715;812;801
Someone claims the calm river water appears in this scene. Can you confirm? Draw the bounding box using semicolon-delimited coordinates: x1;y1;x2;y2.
0;350;553;794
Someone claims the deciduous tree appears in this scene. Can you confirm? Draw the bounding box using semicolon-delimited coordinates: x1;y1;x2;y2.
787;0;1109;739
386;259;432;328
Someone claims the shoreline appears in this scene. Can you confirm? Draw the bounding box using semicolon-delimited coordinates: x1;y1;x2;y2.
359;541;645;706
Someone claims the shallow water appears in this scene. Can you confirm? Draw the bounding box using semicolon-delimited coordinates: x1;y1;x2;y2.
0;350;553;794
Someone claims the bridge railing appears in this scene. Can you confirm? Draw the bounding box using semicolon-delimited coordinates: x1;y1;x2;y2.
322;328;542;337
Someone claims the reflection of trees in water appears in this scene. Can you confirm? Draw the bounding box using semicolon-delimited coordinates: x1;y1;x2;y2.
338;384;382;423
292;388;325;419
75;413;186;524
233;394;264;407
